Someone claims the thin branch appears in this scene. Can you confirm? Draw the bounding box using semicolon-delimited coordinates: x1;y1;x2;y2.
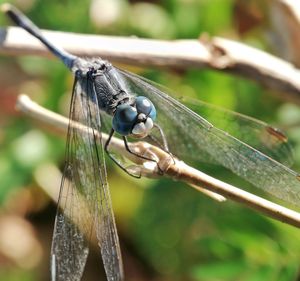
16;94;300;229
1;27;300;102
17;94;225;202
270;0;300;67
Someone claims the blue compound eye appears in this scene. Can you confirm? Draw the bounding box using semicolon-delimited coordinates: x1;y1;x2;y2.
135;96;156;121
112;104;138;135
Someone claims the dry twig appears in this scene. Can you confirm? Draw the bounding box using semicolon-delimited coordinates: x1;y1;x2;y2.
1;27;300;101
270;0;300;66
16;94;300;229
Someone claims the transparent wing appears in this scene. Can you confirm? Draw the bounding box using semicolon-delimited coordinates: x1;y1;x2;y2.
117;69;300;206
51;76;123;281
179;97;293;167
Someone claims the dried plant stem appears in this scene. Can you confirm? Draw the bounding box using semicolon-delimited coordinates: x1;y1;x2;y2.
16;94;300;228
1;27;300;101
271;0;300;67
16;94;225;202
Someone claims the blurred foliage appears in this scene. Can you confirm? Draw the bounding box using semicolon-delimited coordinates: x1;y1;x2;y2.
0;0;300;281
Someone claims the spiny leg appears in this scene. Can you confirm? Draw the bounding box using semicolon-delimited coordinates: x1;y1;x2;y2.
104;129;141;178
123;136;164;174
149;123;175;165
148;123;169;152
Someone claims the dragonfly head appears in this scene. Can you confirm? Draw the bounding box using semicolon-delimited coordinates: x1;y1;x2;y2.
112;96;156;138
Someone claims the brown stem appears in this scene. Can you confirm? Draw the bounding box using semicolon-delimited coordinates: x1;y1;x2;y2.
1;27;300;102
16;94;300;229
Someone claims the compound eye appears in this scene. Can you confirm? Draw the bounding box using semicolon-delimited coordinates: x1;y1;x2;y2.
112;104;137;135
135;96;156;121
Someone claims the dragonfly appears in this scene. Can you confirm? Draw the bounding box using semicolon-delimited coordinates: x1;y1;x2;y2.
3;3;300;281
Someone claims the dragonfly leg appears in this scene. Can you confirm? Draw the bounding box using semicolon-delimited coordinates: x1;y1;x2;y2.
149;123;176;165
104;129;141;178
152;123;169;151
123;136;164;174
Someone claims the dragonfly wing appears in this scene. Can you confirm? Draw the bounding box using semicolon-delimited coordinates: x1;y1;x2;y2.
51;174;89;281
117;69;300;206
180;97;293;167
51;76;124;281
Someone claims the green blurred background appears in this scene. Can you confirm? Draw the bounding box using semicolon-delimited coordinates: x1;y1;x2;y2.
0;0;300;280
